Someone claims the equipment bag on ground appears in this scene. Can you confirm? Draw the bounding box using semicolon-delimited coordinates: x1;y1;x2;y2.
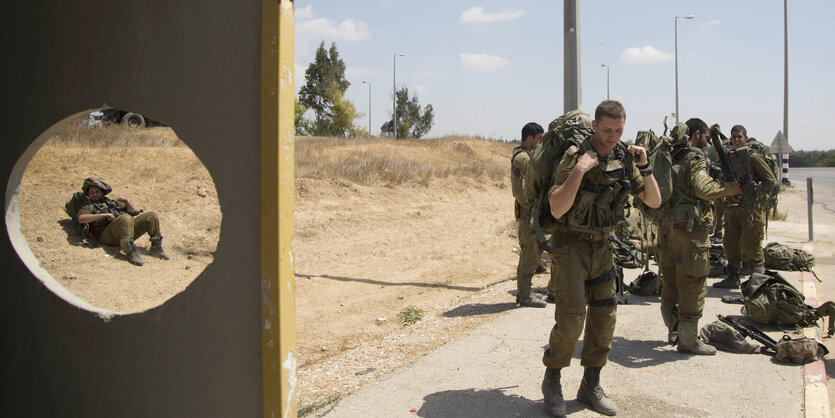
742;270;835;335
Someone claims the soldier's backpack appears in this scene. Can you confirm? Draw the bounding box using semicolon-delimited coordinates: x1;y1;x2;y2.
742;270;835;335
633;123;691;224
764;242;815;271
64;192;94;240
523;110;594;248
747;140;781;209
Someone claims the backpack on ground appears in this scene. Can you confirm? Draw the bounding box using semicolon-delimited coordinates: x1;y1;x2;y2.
742;270;835;335
764;242;815;272
523;110;594;248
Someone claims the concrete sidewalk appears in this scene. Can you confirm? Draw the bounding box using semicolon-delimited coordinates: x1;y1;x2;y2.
323;267;824;417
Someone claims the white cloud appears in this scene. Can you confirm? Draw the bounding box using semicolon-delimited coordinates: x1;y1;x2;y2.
295;61;307;79
295;6;371;54
620;46;674;64
295;5;313;20
460;7;524;23
460;53;509;71
699;20;721;29
345;67;382;77
413;84;429;93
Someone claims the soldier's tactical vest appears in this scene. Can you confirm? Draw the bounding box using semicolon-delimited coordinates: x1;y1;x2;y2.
558;139;634;234
510;145;530;206
662;146;710;230
86;198;128;233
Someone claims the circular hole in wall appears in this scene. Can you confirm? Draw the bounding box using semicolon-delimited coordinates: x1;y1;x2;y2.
7;108;222;314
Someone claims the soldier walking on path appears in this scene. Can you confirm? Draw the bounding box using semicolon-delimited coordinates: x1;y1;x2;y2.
540;100;661;416
658;118;741;355
511;122;550;308
713;125;778;288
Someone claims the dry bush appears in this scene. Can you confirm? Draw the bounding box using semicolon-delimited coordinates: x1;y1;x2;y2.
45;117;183;148
295;135;511;187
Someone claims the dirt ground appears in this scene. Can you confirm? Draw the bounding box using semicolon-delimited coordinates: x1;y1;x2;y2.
17;121;221;313
14;128;835;412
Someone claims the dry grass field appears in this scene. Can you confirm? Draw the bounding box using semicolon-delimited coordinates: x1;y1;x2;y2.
18;118;221;313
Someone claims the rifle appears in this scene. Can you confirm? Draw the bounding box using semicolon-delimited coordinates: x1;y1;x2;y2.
717;314;778;353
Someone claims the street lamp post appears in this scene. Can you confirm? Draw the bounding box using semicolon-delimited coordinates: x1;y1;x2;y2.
362;80;371;137
393;52;406;138
674;14;695;123
601;63;609;100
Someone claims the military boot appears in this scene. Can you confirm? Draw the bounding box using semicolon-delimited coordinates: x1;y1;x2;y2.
660;304;679;345
576;367;617;416
677;321;716;355
751;265;765;275
541;367;565;416
121;237;144;266
713;266;739;289
149;234;170;260
518;295;547;308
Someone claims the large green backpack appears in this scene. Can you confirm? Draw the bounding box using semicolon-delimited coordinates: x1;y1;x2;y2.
764;242;816;271
65;191;93;239
523;109;594;247
747;140;781;209
742;270;835;335
632;123;691;224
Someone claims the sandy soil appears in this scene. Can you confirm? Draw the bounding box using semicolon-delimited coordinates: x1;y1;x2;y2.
17;124;221;313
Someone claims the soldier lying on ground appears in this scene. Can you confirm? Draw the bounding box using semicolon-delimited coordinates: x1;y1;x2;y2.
75;177;170;266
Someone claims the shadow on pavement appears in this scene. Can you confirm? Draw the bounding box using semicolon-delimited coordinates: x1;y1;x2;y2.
418;386;593;418
442;302;518;318
608;336;678;368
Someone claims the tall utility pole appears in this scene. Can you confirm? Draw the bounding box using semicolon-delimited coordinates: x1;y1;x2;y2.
564;0;581;112
782;0;789;184
393;53;405;138
601;63;610;100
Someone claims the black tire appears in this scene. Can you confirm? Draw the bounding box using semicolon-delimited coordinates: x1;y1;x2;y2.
121;112;146;128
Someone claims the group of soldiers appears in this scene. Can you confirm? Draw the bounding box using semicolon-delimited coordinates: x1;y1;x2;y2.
510;100;777;416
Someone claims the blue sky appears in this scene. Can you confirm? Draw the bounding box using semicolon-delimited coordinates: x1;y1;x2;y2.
294;1;834;151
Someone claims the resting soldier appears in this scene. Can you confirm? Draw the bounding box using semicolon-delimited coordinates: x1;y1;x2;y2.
511;122;550;308
713;125;778;288
540;100;661;416
75;177;170;266
658;118;741;355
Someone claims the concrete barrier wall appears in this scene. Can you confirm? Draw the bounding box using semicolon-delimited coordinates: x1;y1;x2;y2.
1;2;264;416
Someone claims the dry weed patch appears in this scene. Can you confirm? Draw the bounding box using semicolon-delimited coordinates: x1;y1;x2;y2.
296;135;511;187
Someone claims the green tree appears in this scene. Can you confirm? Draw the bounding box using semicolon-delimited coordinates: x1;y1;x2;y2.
294;99;314;136
321;89;367;137
297;41;350;136
380;87;435;139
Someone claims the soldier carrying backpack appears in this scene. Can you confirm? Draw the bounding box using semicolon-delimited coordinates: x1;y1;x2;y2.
537;100;662;417
65;177;170;266
639;118;740;355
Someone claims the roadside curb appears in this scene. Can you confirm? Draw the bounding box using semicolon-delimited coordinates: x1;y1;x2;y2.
801;242;830;418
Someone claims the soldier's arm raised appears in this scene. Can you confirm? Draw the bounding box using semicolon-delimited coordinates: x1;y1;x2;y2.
549;151;598;219
628;145;662;208
690;157;741;200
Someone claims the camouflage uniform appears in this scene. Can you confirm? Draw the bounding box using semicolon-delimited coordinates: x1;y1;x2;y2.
658;147;737;353
542;139;645;369
722;150;778;273
511;146;543;302
76;177;168;265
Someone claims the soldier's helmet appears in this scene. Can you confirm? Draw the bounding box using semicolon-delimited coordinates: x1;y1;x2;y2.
82;177;113;195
